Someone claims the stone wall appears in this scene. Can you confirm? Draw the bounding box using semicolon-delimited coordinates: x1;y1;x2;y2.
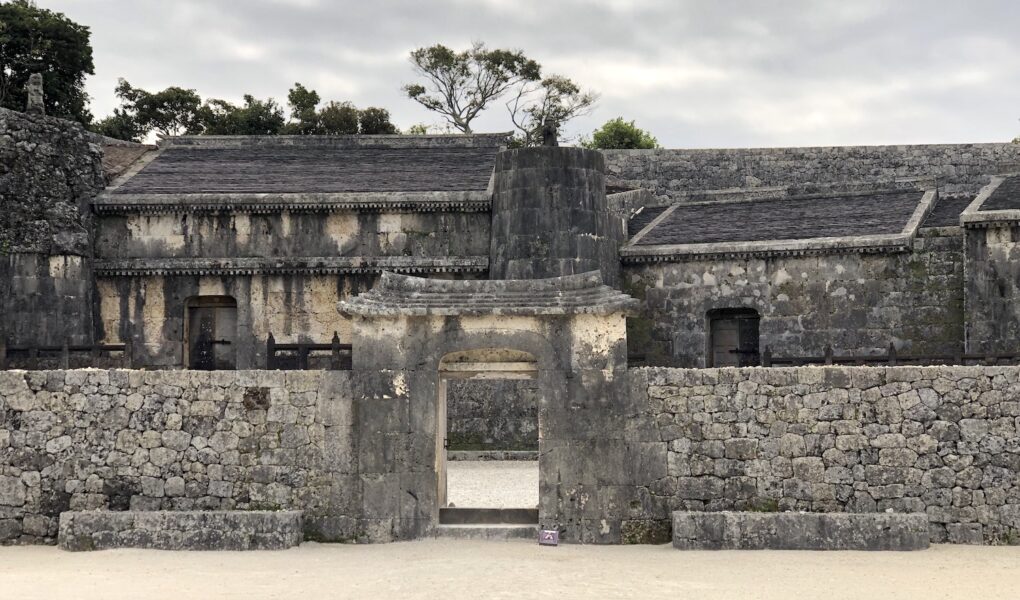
964;224;1020;354
604;143;1020;199
96;273;378;368
0;369;358;544
0;108;105;346
626;366;1020;544
446;379;539;450
623;229;965;367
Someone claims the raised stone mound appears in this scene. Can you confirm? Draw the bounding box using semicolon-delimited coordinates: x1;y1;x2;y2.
58;511;303;551
672;511;929;551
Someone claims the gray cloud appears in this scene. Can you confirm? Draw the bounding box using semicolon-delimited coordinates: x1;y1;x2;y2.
47;0;1020;147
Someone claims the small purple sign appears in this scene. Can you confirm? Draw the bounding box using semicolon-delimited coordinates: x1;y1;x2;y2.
539;529;559;546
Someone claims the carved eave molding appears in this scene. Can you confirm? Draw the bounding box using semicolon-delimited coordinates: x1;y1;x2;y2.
94;256;489;277
960;175;1020;229
92;191;492;215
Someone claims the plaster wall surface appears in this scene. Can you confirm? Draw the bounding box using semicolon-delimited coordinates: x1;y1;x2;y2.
94;211;490;260
623;229;965;367
603;143;1020;199
96;274;374;368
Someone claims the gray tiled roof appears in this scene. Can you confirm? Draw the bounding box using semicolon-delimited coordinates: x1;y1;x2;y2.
112;143;499;195
628;206;668;237
633;190;923;246
921;195;973;228
980;175;1020;211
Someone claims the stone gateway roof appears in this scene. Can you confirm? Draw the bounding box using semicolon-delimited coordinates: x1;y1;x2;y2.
109;134;507;195
338;271;639;317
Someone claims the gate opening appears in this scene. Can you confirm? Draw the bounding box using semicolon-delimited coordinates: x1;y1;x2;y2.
437;349;539;516
185;296;237;370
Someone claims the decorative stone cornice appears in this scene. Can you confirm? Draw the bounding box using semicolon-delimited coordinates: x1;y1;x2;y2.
960;175;1020;228
92;191;492;215
338;271;639;317
95;256;489;277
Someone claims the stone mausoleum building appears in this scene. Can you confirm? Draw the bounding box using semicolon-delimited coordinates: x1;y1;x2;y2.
3;96;1020;549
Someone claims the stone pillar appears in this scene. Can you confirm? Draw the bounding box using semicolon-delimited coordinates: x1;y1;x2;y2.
26;73;44;115
489;147;622;287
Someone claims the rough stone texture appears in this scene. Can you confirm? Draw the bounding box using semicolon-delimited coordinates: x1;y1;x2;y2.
490;147;625;287
0;370;358;545
603;144;1020;199
964;223;1020;355
446;379;538;450
0;107;104;256
58;510;303;551
0;108;105;347
624;229;964;367
629;366;1020;545
672;511;929;550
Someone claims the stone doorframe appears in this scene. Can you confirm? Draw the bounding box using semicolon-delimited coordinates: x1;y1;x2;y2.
338;271;638;542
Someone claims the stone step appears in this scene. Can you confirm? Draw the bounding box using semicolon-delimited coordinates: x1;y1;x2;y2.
59;510;304;551
434;524;538;541
439;507;538;525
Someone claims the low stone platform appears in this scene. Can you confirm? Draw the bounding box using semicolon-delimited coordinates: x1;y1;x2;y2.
58;511;303;551
672;511;930;551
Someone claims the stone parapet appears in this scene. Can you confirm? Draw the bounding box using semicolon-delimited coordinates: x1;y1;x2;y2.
58;510;303;551
672;511;929;550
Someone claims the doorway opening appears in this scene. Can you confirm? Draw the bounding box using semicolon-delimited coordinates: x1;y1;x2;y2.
437;348;539;525
185;296;238;370
707;307;761;367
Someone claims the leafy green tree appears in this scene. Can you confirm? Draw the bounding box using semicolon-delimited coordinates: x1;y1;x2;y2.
113;79;203;138
359;107;398;134
318;101;359;135
582;117;659;149
507;75;597;146
199;94;285;135
0;0;95;123
90;108;143;142
285;82;320;134
403;42;540;133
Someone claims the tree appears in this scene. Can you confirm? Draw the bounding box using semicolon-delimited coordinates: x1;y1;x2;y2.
113;79;203;138
286;82;320;134
0;0;95;123
507;75;597;147
403;42;540;133
359;107;398;134
582;117;659;149
90;108;143;142
318;101;359;135
199;94;285;135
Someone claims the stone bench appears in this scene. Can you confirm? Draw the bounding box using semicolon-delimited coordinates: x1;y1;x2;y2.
58;511;303;551
672;511;929;551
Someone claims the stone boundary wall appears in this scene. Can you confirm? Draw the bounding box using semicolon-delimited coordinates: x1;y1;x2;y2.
630;366;1020;544
0;370;354;545
603;143;1020;199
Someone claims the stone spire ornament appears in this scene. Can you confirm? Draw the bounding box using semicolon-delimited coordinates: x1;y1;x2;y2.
26;73;45;116
541;116;559;147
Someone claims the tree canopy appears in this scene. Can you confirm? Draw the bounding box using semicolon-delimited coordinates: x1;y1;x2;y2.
507;75;597;147
0;0;95;123
199;94;285;135
112;79;203;138
582;117;659;149
403;43;540;134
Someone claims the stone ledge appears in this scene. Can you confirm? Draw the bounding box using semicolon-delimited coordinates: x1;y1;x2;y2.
672;511;929;551
58;511;303;551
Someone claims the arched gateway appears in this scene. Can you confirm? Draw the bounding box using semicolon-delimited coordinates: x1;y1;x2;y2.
339;271;638;541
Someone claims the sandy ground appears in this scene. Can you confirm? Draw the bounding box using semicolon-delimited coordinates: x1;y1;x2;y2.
446;460;538;508
1;541;1018;600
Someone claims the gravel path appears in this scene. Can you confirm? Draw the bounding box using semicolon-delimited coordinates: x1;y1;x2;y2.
446;460;538;508
2;542;1018;599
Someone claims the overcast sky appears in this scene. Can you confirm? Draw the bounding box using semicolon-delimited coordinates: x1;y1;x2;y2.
45;0;1020;148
